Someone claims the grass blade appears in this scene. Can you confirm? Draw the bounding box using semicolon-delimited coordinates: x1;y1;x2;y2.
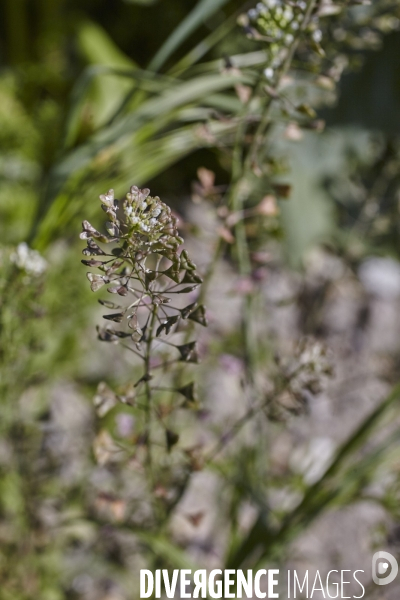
148;0;231;72
226;382;400;568
169;7;243;75
31;71;247;241
33;119;236;249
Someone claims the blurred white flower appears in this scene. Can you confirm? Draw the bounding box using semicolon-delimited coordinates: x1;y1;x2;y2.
10;242;47;276
264;67;274;80
359;257;400;299
283;7;294;22
312;29;323;43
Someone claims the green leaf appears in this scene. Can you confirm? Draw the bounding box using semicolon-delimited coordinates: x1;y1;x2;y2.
170;9;240;75
33;115;238;249
78;21;135;69
63;64;169;149
47;71;245;193
148;0;231;72
71;21;138;137
186;50;269;77
136;532;199;570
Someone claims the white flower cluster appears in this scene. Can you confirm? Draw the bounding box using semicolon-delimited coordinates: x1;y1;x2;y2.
246;0;322;82
247;0;308;82
248;0;306;38
10;242;47;276
121;186;183;250
95;186;183;253
122;187;165;234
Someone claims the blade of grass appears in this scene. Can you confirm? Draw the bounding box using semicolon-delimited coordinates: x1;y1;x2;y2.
181;50;269;77
148;0;231;72
30;71;248;244
62;65;111;150
168;8;240;76
136;532;199;571
75;21;139;133
243;430;400;569
33;119;236;249
62;65;178;150
226;382;400;568
61;71;247;175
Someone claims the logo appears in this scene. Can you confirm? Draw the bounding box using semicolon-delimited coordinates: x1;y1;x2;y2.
372;551;398;586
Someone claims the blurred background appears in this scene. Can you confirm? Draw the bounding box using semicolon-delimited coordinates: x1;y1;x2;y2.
1;0;400;598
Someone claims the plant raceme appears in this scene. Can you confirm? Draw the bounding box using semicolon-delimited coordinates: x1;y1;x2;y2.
80;186;207;459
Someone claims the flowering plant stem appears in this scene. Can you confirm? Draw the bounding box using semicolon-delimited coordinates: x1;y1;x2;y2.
200;0;318;392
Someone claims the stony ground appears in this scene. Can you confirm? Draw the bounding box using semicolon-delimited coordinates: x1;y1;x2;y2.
40;200;400;598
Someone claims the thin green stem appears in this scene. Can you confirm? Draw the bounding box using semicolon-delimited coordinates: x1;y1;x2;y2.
144;303;158;476
225;0;318;386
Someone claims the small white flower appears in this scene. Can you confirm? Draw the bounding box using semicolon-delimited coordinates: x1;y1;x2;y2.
264;67;274;80
283;7;293;21
285;33;294;44
312;29;323;43
151;207;162;218
125;206;133;216
291;20;300;30
11;242;47;276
